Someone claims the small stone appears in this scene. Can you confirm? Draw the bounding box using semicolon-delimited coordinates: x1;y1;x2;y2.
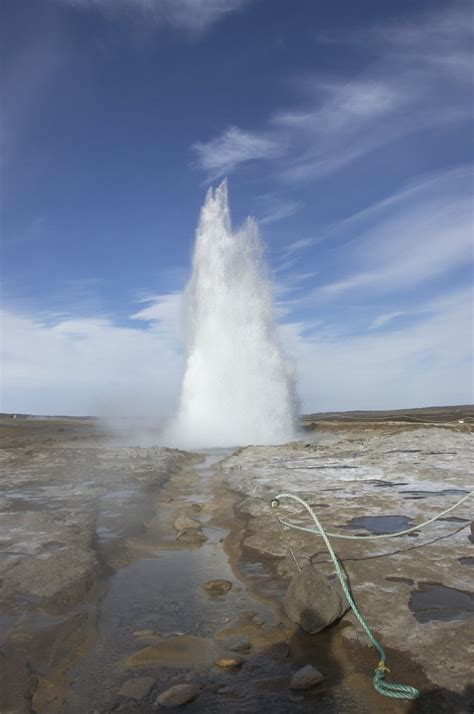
252;615;264;626
155;683;201;708
290;665;324;690
174;514;200;531
176;527;207;543
202;579;232;594
214;656;242;668
118;677;155;700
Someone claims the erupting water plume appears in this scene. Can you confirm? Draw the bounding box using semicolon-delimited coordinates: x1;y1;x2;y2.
164;180;298;448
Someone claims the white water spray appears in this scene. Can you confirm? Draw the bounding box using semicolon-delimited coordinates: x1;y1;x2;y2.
164;180;298;448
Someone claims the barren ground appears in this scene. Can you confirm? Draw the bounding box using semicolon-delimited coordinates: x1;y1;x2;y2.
0;413;472;713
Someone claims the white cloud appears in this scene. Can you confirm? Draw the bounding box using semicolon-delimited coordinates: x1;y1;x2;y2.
274;79;405;133
58;0;253;33
192;3;473;183
193;127;283;180
131;292;183;338
369;311;404;330
316;190;472;299
256;194;301;225
1;302;184;418
281;238;313;258
281;286;473;413
1;283;472;418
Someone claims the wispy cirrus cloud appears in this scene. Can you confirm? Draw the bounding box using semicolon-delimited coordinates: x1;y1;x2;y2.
57;0;254;33
280;285;473;412
192;127;283;181
369;311;404;330
255;193;302;225
191;2;473;183
313;168;473;300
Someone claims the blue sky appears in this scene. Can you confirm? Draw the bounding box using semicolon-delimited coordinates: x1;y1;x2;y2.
1;0;473;415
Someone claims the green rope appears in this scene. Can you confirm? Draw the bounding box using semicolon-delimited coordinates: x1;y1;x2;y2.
270;490;473;700
276;490;473;541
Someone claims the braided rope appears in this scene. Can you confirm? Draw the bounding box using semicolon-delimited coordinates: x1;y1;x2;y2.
270;490;472;700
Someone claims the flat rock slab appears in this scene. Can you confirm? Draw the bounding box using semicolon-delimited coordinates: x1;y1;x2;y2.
221;427;473;694
155;683;201;708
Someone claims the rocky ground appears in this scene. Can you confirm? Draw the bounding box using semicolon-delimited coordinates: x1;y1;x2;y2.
221;423;473;711
0;418;197;713
0;416;472;713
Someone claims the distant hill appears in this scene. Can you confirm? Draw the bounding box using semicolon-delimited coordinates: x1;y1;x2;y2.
301;405;474;425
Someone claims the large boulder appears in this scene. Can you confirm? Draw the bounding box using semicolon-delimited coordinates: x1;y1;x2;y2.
283;563;349;633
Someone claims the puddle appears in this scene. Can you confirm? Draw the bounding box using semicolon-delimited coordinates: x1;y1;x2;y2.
341;515;414;534
409;582;474;623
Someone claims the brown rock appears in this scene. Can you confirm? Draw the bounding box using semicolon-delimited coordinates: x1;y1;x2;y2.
155;683;201;708
214;656;242;668
284;563;349;633
202;579;232;594
176;527;207;544
174;514;200;531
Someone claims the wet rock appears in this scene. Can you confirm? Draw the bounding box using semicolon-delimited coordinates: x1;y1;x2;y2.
290;665;324;690
176;527;207;544
174;514;200;531
267;640;289;659
118;677;155;700
235;497;269;518
283;563;349;633
155;683;201;708
214;656;242;668
217;634;251;653
202;579;232;594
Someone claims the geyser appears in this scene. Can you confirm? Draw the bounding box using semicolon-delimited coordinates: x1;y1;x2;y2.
165;180;298;448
